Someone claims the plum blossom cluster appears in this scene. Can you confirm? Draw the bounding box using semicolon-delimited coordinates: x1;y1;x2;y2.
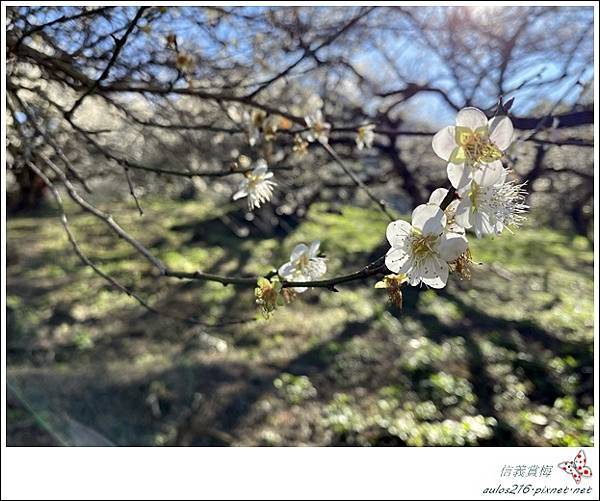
431;107;528;238
237;104;527;317
230;96;376;212
384;107;528;293
227;105;290;147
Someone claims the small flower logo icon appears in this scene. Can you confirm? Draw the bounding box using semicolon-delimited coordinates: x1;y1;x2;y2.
558;449;592;484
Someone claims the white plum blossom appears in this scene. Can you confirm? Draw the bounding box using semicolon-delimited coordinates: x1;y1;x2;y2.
227;105;266;146
454;170;528;238
305;94;324;114
262;114;280;141
432;107;514;189
278;241;327;293
385;204;468;289
428;188;465;235
305;109;331;144
293;134;309;156
233;159;276;210
356;124;376;150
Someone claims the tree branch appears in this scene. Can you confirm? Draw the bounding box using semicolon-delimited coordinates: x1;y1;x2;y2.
66;7;147;119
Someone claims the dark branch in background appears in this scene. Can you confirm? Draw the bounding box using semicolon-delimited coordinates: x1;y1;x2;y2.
7;97;92;193
26;160;254;328
246;6;375;99
66;7;147;119
320;142;395;221
14;6;114;49
124;166;143;215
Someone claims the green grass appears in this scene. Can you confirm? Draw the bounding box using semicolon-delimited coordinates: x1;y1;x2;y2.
6;198;594;446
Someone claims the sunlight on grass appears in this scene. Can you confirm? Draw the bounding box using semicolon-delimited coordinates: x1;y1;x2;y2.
7;201;594;446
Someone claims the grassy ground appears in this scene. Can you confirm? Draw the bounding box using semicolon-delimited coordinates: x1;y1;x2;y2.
6;197;594;446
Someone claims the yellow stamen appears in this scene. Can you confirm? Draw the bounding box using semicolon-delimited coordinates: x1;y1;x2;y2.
454;126;502;165
411;232;439;263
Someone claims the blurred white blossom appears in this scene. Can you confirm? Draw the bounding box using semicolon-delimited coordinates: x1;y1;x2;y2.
305;109;331;145
227;105;266;146
293;134;309;156
356;124;375;150
175;52;195;74
233;159;276;210
278;241;327;293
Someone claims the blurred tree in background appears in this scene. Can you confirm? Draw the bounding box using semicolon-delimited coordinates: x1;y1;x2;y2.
5;5;594;446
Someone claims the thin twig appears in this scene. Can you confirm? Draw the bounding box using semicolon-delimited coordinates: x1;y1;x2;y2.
66;7;147;119
320;141;395;221
26;160;252;328
7;96;92;193
124;167;143;215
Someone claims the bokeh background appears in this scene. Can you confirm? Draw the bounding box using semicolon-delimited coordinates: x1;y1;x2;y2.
5;5;594;446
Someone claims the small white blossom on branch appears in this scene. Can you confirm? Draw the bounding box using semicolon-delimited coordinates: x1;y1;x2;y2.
432;107;514;189
293;134;309;156
385;204;468;289
305;109;331;145
263;115;279;142
356;124;375;150
233;159;276;210
278;241;327;292
454;171;529;238
227;105;266;146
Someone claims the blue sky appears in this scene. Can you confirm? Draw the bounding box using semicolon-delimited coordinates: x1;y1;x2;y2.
17;5;594;127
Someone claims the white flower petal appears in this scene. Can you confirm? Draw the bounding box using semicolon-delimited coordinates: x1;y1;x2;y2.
420;258;449;289
438;232;468;262
254;159;268;174
473;211;494;238
248;131;259;147
432;126;457;161
307;258;327;278
278;262;296;278
282;269;310;293
290;243;308;262
447;163;472;190
488;115;514;151
407;273;421;287
385;248;412;274
412;203;446;235
308;240;321;258
232;188;248;200
456;107;488;130
386;220;412;247
472;160;504;187
428;188;448;206
454;198;473;229
226;105;243;123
